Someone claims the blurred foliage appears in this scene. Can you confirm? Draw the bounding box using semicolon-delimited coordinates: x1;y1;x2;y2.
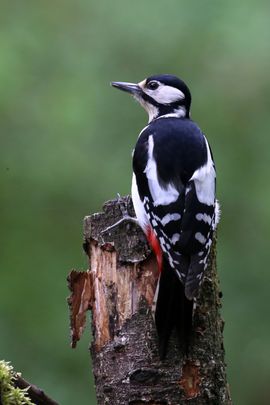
1;1;270;404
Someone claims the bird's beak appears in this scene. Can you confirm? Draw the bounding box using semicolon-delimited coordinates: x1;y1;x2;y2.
111;81;142;96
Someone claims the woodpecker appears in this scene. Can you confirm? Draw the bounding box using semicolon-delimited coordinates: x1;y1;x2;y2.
111;74;220;357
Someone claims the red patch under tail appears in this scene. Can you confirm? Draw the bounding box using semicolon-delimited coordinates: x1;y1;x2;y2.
146;226;163;273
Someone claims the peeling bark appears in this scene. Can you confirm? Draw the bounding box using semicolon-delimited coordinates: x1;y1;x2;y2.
71;196;231;405
67;270;93;348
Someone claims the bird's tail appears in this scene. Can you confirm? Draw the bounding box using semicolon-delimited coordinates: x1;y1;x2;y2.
154;257;193;359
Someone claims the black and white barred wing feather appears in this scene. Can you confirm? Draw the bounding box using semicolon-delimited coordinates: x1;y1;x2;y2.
133;118;219;300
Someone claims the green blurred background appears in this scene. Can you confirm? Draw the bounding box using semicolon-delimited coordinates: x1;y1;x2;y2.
1;1;270;404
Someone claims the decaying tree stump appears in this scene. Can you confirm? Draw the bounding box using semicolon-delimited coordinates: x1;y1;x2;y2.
68;196;231;405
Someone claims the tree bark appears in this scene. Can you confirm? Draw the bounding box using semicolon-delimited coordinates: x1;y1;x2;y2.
76;196;231;404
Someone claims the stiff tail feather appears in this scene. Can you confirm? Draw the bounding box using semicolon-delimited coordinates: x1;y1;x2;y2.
154;257;193;359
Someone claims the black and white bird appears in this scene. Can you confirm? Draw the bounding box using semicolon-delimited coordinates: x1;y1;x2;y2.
111;74;220;357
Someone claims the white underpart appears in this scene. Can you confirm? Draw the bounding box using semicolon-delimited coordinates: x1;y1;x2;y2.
161;213;181;226
195;232;207;244
190;136;216;206
142;81;185;104
144;135;179;206
131;174;149;230
196;213;212;225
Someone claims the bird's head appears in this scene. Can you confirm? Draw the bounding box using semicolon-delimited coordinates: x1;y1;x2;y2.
111;74;191;122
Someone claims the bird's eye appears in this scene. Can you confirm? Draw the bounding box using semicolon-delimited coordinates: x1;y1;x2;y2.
147;81;159;90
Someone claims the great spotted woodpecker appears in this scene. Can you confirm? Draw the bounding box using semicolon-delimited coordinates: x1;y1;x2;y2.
111;74;220;357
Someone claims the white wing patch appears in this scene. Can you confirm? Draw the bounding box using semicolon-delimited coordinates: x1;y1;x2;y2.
190;136;216;206
144;135;179;206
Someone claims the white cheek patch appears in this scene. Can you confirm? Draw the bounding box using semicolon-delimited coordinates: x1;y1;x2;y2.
144;83;185;105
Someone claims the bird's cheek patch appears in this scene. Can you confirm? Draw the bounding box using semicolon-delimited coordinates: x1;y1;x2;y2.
146;85;185;105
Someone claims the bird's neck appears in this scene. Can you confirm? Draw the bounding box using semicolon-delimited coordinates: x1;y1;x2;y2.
148;105;189;122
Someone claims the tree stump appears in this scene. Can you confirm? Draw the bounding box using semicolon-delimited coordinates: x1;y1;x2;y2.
68;196;232;405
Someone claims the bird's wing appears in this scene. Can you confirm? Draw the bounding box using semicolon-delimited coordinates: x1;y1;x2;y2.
133;118;217;298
